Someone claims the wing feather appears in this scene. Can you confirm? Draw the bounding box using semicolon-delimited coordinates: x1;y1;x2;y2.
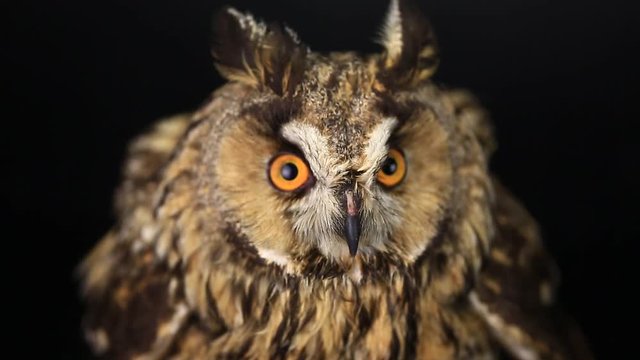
471;181;593;360
79;114;195;359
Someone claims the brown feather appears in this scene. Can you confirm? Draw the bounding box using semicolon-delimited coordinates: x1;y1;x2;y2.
80;3;590;359
212;7;307;96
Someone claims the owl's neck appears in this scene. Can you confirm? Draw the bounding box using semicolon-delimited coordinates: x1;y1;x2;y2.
175;218;493;358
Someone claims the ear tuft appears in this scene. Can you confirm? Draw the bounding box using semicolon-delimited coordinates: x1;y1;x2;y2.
212;7;307;96
376;0;439;88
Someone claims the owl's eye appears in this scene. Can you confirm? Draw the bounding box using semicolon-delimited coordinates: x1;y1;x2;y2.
377;148;406;188
268;153;312;192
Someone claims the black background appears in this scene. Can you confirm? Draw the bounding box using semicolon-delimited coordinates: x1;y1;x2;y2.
5;0;639;358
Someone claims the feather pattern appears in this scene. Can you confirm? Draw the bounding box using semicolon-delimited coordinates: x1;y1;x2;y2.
212;7;307;96
80;2;592;359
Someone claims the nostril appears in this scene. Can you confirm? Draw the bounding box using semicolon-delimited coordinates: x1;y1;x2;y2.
345;190;358;217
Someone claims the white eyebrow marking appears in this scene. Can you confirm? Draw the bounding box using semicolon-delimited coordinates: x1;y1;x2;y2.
358;117;398;185
281;122;347;185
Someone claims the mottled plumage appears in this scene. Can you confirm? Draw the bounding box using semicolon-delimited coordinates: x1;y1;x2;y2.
79;1;591;359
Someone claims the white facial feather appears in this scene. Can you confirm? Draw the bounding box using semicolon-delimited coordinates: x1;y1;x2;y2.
281;122;348;185
255;246;295;272
281;122;349;257
292;185;347;258
358;117;398;188
280;120;405;260
357;117;403;253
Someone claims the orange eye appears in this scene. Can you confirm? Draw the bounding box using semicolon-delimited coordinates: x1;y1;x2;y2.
268;153;312;192
376;148;406;188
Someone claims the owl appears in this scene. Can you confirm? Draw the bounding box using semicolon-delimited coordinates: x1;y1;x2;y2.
79;0;592;359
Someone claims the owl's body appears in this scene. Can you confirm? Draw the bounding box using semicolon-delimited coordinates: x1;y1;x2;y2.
80;1;591;359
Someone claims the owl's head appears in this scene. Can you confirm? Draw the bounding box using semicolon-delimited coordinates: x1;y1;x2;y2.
205;0;493;280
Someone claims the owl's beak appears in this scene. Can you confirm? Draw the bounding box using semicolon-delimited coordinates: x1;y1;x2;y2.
343;189;361;256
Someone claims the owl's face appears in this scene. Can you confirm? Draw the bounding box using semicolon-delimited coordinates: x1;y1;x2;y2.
208;2;471;277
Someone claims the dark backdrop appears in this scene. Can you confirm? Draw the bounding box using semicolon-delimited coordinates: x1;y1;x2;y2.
5;0;639;358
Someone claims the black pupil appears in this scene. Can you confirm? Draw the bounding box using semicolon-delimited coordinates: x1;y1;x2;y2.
281;163;298;180
382;157;398;175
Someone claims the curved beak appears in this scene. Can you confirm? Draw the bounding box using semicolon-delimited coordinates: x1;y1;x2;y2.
343;189;361;256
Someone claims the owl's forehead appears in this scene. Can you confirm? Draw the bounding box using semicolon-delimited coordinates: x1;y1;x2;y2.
293;54;382;159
